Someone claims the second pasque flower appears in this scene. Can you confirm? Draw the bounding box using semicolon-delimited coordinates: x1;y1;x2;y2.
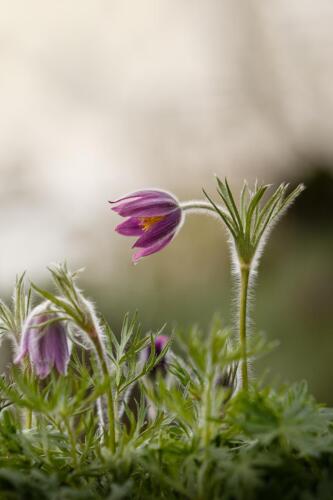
14;302;70;379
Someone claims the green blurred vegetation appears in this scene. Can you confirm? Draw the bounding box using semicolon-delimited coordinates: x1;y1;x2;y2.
1;309;333;499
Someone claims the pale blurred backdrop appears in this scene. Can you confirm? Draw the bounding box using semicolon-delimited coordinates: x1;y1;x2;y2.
0;1;332;401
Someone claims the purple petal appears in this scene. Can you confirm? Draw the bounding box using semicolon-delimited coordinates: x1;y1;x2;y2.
132;233;174;263
35;364;51;379
15;305;70;379
133;210;181;248
112;198;178;218
155;335;169;354
110;189;173;204
143;335;169;363
52;325;70;375
14;314;40;364
14;351;26;364
30;328;53;379
14;327;31;364
115;217;143;236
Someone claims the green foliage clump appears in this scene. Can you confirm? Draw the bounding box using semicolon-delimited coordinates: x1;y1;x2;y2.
0;268;332;500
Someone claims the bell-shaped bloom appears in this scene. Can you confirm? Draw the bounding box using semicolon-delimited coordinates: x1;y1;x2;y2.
14;303;70;379
110;189;183;263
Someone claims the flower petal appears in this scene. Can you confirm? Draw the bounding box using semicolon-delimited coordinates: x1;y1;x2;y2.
30;327;53;378
155;335;169;354
133;210;182;248
109;189;175;205
112;198;178;218
132;233;174;263
115;217;143;236
52;325;70;375
109;189;172;204
14;326;32;364
35;363;52;379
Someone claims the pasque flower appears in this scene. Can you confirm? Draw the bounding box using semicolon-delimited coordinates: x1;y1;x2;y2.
110;190;183;263
14;302;70;379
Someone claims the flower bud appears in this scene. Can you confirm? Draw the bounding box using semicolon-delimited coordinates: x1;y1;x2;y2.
143;335;169;377
216;364;238;403
14;302;70;379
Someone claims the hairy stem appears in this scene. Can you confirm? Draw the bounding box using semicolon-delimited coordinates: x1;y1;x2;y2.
181;201;252;390
26;408;32;429
64;416;78;467
239;265;250;391
181;201;219;213
203;371;213;446
91;333;116;453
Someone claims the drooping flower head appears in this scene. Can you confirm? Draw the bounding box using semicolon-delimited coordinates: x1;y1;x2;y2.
110;189;183;263
14;302;70;379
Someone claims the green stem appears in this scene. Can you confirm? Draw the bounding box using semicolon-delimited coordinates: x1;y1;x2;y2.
64;416;78;467
239;265;250;391
26;408;32;429
92;335;116;453
181;201;220;213
24;363;33;430
203;372;213;447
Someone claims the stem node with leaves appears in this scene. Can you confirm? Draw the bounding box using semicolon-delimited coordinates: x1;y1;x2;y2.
202;178;304;390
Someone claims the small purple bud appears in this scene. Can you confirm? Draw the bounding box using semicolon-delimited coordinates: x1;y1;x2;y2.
143;335;169;376
14;302;70;379
215;364;238;403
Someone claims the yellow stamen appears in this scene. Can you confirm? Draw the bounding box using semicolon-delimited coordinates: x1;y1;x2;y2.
139;215;165;232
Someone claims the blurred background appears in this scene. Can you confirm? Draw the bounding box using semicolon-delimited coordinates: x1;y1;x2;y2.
0;1;332;401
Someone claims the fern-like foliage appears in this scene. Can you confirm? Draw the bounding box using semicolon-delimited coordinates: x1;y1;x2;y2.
0;266;332;500
204;178;304;267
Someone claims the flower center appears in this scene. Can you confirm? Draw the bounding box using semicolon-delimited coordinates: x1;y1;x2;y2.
139;215;165;232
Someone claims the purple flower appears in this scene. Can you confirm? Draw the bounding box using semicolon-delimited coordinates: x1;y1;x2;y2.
14;303;70;379
110;189;183;263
